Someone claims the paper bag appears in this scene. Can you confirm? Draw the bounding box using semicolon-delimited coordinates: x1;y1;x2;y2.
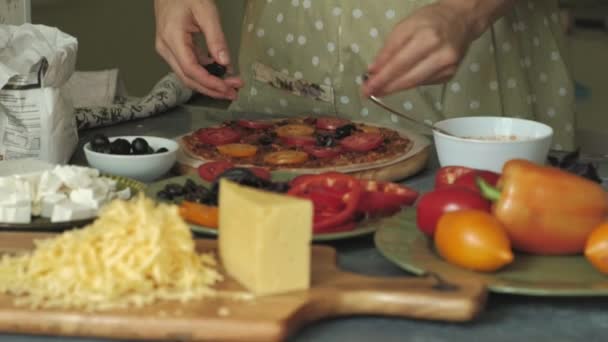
0;23;79;164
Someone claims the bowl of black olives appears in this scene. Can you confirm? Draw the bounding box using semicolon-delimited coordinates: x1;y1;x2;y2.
84;134;178;182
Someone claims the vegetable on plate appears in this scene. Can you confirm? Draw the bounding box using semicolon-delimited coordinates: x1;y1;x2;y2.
478;159;608;255
434;209;513;272
416;187;491;237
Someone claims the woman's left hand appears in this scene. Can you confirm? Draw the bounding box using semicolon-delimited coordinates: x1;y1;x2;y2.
363;2;482;97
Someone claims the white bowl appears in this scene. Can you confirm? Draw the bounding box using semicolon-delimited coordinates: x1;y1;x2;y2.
433;117;553;173
84;136;178;182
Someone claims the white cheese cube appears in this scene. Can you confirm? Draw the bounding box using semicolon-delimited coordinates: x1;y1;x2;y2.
53;166;93;190
0;177;31;206
41;193;68;218
36;171;64;199
51;199;97;222
0;204;32;224
114;187;132;200
70;188;102;209
219;179;313;296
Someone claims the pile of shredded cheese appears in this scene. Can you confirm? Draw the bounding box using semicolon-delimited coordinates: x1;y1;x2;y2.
0;194;223;311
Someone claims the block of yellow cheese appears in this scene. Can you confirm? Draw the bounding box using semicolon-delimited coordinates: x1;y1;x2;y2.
218;179;313;296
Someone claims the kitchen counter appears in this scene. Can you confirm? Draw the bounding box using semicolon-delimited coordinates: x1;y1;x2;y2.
2;105;607;342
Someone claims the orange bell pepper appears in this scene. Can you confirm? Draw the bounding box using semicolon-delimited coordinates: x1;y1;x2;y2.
478;159;608;255
179;201;219;228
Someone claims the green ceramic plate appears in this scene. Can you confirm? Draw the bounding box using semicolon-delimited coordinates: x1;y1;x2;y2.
374;209;608;296
146;173;381;242
0;174;146;231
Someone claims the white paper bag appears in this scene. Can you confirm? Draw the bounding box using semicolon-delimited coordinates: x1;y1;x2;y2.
0;23;79;164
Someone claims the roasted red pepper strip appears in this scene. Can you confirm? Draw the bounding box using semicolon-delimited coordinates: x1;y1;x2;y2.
287;173;362;233
478;159;608;255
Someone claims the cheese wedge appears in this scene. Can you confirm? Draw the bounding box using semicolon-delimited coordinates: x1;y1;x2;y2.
218;179;313;296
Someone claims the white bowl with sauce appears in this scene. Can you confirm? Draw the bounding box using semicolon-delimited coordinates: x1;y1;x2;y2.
433;116;553;173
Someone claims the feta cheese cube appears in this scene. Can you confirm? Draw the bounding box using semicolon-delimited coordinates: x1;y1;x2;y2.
51;199;96;222
0;204;32;224
41;193;68;218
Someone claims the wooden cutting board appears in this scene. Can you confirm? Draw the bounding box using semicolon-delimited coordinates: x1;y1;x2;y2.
0;232;487;342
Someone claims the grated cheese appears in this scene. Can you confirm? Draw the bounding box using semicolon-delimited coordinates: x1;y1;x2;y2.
0;194;223;311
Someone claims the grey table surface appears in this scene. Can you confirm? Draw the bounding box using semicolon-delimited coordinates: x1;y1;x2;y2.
2;105;608;342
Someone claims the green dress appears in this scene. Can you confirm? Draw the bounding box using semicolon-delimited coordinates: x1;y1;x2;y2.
229;0;576;151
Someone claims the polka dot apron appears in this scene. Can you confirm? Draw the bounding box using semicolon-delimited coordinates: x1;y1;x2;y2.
229;0;576;151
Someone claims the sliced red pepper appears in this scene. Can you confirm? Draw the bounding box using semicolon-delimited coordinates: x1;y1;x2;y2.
287;173;362;233
357;180;419;217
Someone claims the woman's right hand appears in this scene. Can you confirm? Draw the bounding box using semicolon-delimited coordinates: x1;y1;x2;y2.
154;0;243;99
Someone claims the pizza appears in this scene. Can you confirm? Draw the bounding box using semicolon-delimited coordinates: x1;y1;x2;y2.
180;116;414;175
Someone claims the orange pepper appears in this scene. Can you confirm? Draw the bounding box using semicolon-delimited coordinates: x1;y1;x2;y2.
179;201;219;228
478;159;608;255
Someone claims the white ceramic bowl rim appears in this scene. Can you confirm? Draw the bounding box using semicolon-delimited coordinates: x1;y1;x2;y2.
84;136;179;159
433;116;553;145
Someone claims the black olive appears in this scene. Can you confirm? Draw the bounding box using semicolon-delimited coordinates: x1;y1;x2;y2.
156;147;169;153
156;190;173;201
132;138;150;155
110;139;132;155
91;134;110;151
258;135;274;145
216;168;267;187
316;134;335;147
184;192;200;202
204;62;227;78
263;181;290;193
335;124;356;139
183;179;198;193
164;183;185;197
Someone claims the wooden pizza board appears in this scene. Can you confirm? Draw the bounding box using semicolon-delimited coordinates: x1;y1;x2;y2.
174;143;431;183
0;232;486;342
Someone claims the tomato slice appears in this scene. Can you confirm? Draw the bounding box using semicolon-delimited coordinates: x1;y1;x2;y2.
316;220;357;234
216;143;258;158
264;151;309;165
303;145;342;159
434;166;475;188
357;180;419;217
281;136;317;147
287;173;362;232
196;127;242;146
249;167;271;181
316;117;351;131
340;132;383;152
237;119;274;130
197;161;235;182
275;124;315;138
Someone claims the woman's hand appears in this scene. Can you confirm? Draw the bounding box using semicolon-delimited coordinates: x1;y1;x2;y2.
154;0;243;99
363;0;511;97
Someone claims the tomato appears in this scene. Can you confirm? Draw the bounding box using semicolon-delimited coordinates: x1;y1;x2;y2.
217;143;258;158
288;173;362;233
316;117;350;131
237;119;273;129
585;222;608;274
452;170;500;194
179;201;219;228
249;167;271;181
281;135;317;147
303;145;343;159
416;187;491;236
340;133;383;152
197;161;235;182
275;124;315;137
434;166;475;188
263;151;309;165
357;180;419;217
434;210;513;272
289;172;349;188
196;127;242;146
